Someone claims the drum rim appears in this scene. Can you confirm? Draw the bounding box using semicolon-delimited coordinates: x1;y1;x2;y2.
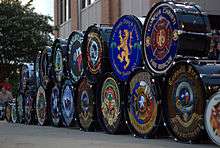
109;15;143;81
124;68;162;137
67;31;84;83
205;91;220;146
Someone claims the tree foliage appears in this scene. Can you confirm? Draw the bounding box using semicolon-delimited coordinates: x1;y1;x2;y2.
0;0;53;65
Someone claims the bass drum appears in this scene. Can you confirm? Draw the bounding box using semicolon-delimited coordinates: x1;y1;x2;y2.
205;92;220;146
67;31;84;83
40;47;53;89
51;84;62;126
11;99;17;123
125;70;162;138
82;25;112;82
97;73;127;134
17;94;24;123
143;1;211;74
36;86;48;126
165;62;205;142
61;80;76;127
76;77;96;131
109;15;143;81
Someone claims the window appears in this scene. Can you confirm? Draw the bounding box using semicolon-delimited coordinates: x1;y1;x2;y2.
69;0;71;19
81;0;96;9
60;0;63;24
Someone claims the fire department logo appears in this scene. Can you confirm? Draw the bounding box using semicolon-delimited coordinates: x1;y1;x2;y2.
110;15;142;81
144;6;178;73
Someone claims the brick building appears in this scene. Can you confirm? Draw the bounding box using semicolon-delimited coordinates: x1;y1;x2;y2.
54;0;220;38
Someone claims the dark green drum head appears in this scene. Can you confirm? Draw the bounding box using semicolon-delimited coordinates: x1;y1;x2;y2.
100;76;122;134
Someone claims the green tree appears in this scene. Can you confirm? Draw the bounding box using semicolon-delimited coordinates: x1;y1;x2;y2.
0;0;53;80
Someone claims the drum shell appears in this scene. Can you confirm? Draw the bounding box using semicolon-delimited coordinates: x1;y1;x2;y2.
82;25;112;82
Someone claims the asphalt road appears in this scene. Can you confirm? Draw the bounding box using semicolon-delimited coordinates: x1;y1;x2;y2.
0;121;218;148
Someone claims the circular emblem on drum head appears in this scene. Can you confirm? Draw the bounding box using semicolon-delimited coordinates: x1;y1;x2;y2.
68;32;84;82
101;77;121;133
127;71;158;136
143;5;178;74
77;77;94;130
51;85;61;126
54;47;63;82
86;32;102;75
109;15;142;81
61;80;75;127
167;63;204;141
36;86;47;126
205;92;220;146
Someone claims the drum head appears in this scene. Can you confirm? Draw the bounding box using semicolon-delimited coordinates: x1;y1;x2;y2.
17;94;24;123
67;31;84;83
25;95;34;124
98;75;124;134
5;103;11;122
143;3;178;74
166;62;205;141
77;77;95;131
51;85;62;126
205;92;220;146
11;101;17;123
125;70;161;138
109;15;142;81
61;80;75;127
53;46;64;83
36;86;47;126
83;26;103;81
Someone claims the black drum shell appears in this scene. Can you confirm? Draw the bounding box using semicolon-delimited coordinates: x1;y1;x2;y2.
82;25;112;83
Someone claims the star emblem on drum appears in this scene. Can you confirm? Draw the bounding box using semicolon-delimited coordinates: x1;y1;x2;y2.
138;96;145;109
117;30;132;69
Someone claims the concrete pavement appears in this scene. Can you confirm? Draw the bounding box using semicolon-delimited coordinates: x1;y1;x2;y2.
0;121;218;148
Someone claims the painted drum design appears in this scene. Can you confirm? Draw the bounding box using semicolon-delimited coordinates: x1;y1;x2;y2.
36;86;47;126
127;71;158;136
205;92;220;146
61;80;75;127
25;95;34;124
17;94;24;123
143;4;178;74
51;85;61;126
54;47;63;82
166;63;205;141
100;77;121;133
109;15;142;81
67;31;84;83
77;77;94;130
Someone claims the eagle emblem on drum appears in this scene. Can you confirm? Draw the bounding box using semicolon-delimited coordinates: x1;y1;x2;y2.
117;30;132;70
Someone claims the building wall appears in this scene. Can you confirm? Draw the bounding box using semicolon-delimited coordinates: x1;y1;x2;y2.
54;0;220;38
